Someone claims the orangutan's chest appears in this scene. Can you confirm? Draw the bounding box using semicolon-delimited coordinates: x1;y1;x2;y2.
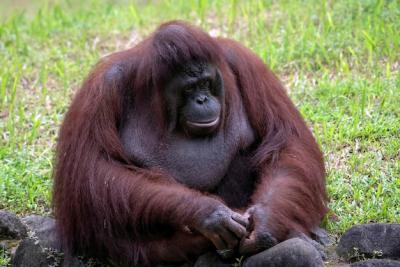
120;109;255;191
156;135;239;190
123;131;239;191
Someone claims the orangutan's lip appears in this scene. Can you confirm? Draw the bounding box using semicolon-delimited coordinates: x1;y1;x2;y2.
186;117;220;128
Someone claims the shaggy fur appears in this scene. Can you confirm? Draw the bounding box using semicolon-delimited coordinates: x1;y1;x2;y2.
53;21;328;266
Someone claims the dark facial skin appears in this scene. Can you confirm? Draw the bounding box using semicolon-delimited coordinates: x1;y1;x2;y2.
164;62;224;136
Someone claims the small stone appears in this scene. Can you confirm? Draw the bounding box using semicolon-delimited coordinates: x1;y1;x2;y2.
351;259;400;267
12;238;61;267
337;224;400;261
13;215;105;266
242;238;324;267
0;210;27;240
62;256;86;267
21;215;61;249
194;252;231;267
311;227;331;246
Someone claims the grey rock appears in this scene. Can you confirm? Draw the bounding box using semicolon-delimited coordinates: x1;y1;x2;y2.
155;264;192;267
311;227;332;246
193;252;230;267
13;215;85;267
0;210;27;240
294;232;327;260
337;224;400;261
351;259;400;267
12;238;61;267
21;215;61;249
62;256;86;267
242;238;324;267
12;238;86;267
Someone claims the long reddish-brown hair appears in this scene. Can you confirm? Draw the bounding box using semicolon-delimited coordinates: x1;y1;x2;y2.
54;21;327;266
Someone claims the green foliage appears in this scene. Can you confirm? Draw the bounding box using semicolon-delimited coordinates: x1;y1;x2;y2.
0;0;399;238
0;247;11;265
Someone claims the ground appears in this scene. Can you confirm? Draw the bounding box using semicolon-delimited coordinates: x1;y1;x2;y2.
0;0;399;265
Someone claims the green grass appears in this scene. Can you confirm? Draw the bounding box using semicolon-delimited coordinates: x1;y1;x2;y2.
0;247;10;265
0;0;399;239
